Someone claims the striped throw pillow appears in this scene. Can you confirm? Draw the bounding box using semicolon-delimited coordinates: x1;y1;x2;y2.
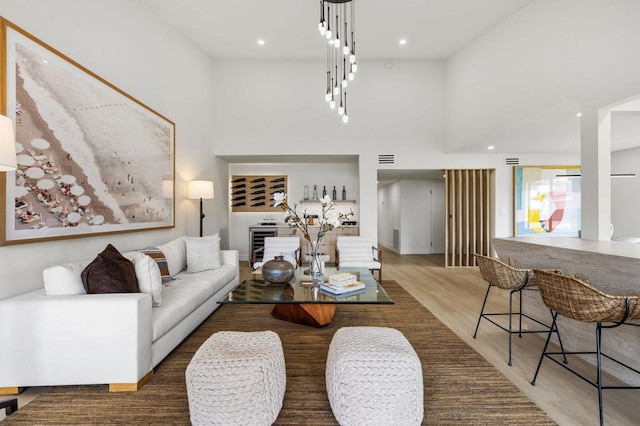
140;247;171;279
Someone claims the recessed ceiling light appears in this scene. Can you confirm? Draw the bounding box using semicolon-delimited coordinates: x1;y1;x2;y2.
42;59;49;64
576;112;582;117
399;39;407;45
487;146;495;150
257;39;265;46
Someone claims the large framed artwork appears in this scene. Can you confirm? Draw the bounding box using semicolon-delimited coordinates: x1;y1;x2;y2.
513;166;581;237
0;18;175;245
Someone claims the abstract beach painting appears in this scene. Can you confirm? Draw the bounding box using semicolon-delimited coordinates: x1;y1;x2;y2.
513;166;581;237
1;18;175;245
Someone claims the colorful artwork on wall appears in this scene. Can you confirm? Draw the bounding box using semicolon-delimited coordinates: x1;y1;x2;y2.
513;166;581;237
1;18;175;245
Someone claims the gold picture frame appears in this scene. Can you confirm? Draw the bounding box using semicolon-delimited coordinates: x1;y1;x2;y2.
0;18;175;245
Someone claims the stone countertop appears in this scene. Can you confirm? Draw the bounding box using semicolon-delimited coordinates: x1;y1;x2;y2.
493;237;640;295
496;237;640;260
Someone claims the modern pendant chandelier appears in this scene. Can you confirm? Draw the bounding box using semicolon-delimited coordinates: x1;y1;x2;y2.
319;0;356;123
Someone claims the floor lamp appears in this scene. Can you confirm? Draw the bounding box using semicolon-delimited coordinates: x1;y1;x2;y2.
188;180;214;237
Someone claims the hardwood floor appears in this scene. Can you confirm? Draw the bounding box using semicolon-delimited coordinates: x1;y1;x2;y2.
380;248;640;426
4;251;639;424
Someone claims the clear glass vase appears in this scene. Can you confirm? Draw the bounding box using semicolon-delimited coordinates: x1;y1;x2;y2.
309;241;324;288
311;271;324;288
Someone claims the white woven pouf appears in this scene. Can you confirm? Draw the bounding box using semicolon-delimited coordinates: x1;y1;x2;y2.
186;330;286;426
326;326;423;426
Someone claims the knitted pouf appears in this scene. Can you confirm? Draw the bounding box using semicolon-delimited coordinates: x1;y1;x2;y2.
326;327;423;426
186;330;286;426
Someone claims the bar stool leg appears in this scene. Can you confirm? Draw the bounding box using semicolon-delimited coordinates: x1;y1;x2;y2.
508;290;514;366
473;284;492;339
518;289;523;338
596;323;604;426
531;311;558;385
551;309;568;364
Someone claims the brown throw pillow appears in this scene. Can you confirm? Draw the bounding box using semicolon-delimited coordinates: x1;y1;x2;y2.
82;244;139;294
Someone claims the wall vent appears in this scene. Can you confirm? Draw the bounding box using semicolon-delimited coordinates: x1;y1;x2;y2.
378;154;395;164
504;157;520;166
393;228;400;250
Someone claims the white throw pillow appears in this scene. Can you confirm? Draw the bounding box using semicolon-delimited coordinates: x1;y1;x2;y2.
43;261;91;296
157;236;187;276
186;234;221;273
133;252;163;306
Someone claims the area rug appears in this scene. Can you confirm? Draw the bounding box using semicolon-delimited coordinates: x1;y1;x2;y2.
3;281;554;425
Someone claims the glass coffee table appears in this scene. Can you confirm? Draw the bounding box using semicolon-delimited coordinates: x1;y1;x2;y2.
219;267;393;327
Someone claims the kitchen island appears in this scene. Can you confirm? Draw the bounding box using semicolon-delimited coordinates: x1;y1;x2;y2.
493;237;640;385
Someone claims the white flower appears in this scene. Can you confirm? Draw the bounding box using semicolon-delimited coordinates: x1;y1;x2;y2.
326;210;341;227
273;192;287;207
273;192;353;246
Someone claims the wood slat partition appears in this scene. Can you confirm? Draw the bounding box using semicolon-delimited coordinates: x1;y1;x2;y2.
445;169;493;267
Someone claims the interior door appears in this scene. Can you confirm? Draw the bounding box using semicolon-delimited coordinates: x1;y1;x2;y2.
430;182;446;253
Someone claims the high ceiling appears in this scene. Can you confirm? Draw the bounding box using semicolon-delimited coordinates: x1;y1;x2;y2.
140;0;640;167
141;0;533;60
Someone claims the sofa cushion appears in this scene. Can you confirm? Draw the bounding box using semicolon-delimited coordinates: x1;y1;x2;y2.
133;252;163;306
43;261;91;296
82;244;139;294
157;237;187;277
186;235;221;273
151;264;236;341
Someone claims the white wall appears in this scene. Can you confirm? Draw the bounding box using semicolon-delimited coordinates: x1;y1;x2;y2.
377;181;401;250
212;59;446;154
228;162;359;260
611;147;640;238
212;59;446;244
400;180;430;254
377;179;431;255
0;0;222;299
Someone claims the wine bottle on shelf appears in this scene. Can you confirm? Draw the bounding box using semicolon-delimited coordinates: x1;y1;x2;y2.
322;186;327;197
342;185;346;200
332;186;337;200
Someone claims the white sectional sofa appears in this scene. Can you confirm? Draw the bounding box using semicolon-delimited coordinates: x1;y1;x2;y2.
0;236;239;393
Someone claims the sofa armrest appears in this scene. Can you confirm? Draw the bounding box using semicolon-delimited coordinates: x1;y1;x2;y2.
0;290;153;388
221;249;240;285
221;249;239;267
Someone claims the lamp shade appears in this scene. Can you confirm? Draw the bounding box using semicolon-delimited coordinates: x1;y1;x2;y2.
0;115;17;171
188;180;214;200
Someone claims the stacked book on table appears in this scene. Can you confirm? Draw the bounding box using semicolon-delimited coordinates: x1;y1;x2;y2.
320;273;365;294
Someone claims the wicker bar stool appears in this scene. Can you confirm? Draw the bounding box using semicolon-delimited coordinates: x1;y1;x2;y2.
531;270;640;426
473;254;566;366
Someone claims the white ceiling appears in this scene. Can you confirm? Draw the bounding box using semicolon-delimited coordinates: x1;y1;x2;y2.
141;0;533;60
141;0;640;177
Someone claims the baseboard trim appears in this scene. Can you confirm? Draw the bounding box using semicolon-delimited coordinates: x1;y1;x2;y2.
109;370;154;392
